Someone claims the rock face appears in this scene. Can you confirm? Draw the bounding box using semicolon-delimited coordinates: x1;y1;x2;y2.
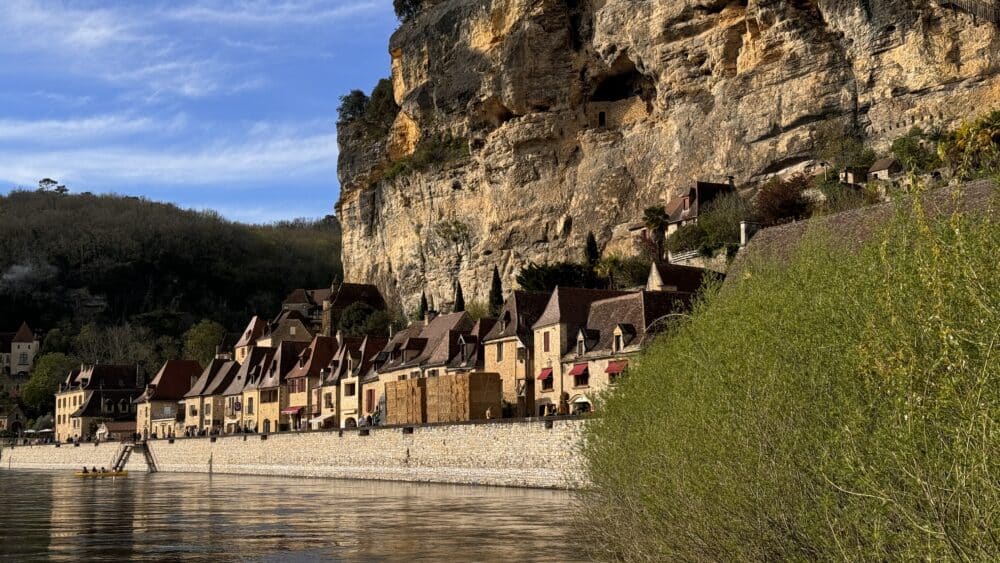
336;0;1000;312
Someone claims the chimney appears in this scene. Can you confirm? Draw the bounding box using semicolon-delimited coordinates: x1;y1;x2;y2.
335;329;344;347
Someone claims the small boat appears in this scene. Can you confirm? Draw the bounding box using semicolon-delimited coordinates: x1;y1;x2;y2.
74;470;128;478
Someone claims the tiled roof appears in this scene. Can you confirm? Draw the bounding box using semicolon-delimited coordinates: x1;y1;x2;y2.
136;360;203;402
283;287;332;307
70;389;140;420
286;336;338;380
234;316;266;349
325;336;365;385
201;361;241;396
258;340;310;389
328;283;386;311
567;291;689;360
69;365;141;391
532;287;632;329
12;322;34;343
185;358;235;398
376;313;474;372
869;157;899;173
483;291;551;344
650;263;722;293
222;347;274;396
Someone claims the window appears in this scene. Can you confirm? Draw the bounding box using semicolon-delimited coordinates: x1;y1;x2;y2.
365;389;375;412
577;339;585;356
598;111;607;127
345;383;356;397
290;326;297;336
190;405;198;416
496;343;503;363
543;332;550;353
683;197;690;211
18;353;28;364
247;397;254;415
574;371;589;388
613;334;623;352
324;393;334;409
541;376;554;392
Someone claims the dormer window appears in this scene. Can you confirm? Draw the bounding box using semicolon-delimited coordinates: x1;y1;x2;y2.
577;337;585;356
613;334;624;352
290;326;297;336
683;197;690;211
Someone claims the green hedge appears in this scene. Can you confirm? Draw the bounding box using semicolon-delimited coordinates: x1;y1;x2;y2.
579;187;1000;560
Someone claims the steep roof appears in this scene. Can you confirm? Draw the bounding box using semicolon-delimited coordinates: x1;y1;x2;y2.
325;336;365;385
571;291;687;359
483;291;551;343
533;287;632;329
286;336;338;380
283;287;332;307
222;347;274;396
12;322;34;343
258;340;310;389
70;389;140;420
235;316;266;349
68;365;141;391
185;358;236;398
729;180;998;278
869;157;899;173
376;313;474;372
136;359;203;402
202;361;241;396
649;263;722;293
328;282;386;311
329;335;389;384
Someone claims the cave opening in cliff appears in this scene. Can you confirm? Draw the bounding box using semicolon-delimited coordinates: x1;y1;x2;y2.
589;54;656;103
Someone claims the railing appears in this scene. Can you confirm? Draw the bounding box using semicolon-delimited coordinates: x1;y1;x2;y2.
668;249;699;263
939;0;1000;23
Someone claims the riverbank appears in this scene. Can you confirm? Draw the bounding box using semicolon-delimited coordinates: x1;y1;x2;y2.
1;417;586;489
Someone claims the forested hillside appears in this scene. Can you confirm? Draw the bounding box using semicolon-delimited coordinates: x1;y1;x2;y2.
0;190;341;334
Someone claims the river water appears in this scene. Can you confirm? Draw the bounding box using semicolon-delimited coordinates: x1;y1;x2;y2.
0;471;584;562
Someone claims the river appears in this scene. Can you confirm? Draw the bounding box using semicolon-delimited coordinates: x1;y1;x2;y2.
0;471;585;562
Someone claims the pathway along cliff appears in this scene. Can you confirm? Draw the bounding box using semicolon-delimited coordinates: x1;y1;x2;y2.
335;0;1000;311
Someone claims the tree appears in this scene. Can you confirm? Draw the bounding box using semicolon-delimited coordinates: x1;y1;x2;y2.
21;353;78;412
585;232;600;267
814;120;876;171
754;175;812;226
41;328;71;355
453;281;465;313
54;185;69;195
182;319;226;366
643;206;671;260
417;291;429;319
37;178;57;192
488;266;504;316
516;262;600;292
337;302;392;337
338;90;369;122
891;127;939;172
393;0;422;21
596;255;652;290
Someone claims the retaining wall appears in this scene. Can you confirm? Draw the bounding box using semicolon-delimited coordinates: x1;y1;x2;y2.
0;418;586;489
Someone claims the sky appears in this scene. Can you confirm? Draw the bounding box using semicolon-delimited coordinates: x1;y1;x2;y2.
0;0;398;223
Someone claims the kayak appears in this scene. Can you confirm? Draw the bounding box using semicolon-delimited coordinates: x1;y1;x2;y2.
74;471;128;478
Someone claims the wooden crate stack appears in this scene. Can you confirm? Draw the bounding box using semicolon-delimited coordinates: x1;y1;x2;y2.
426;372;503;423
384;378;427;426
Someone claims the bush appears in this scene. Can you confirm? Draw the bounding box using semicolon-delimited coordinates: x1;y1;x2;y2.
338;79;399;141
393;0;422;21
939;110;1000;180
595;256;651;290
579;190;1000;560
891;127;941;173
755;174;812;226
383;134;470;182
338;302;392;337
516;262;600;291
814;120;876;170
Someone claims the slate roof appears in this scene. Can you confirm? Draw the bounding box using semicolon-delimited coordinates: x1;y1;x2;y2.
222;347;274;396
12;322;34;343
446;318;497;371
482;291;551;344
376;313;474;372
286;336;338;380
729;180;998;278
64;365;140;391
185;358;238;398
568;291;688;360
325;336;365;385
201;361;241;396
532;287;632;329
329;335;389;385
234;316;266;349
136;359;203;403
70;389;140;420
650;263;722;293
328;282;386;311
258;340;310;389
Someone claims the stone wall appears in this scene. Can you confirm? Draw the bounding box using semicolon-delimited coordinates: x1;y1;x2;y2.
0;418;586;489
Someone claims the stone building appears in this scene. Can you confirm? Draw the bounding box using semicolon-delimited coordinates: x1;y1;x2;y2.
54;365;141;443
0;402;26;434
135;359;203;439
531;288;632;416
0;322;40;397
282;281;386;337
285;335;338;431
255;311;313;349
330;335;387;428
664;181;737;236
258;340;309;432
319;335;364;429
233;316;266;365
182;358;240;434
868;157;903;182
220;346;273;434
482;291;551;417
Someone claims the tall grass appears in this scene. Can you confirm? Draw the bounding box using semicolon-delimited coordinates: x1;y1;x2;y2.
579;185;999;561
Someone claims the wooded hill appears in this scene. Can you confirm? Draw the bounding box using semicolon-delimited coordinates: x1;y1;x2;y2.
0;190;341;336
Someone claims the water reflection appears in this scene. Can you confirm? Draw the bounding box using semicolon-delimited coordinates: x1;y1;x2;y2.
0;472;583;561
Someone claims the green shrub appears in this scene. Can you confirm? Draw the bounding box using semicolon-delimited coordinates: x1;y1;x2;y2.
338;79;399;142
595;255;651;290
939;110;1000;180
755;174;812;226
516;262;600;291
891;127;941;173
393;0;422;21
383;134;470;182
580;187;1000;560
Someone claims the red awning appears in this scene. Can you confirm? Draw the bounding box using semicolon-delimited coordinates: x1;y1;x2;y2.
569;363;589;376
281;406;303;415
537;368;553;381
606;360;628;374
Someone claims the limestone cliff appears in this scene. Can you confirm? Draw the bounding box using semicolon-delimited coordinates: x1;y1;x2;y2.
335;0;1000;312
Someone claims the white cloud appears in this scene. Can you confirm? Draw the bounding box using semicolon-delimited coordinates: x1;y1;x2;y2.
165;0;383;26
0;114;185;143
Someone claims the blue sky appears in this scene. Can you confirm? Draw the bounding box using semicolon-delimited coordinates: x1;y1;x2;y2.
0;0;398;223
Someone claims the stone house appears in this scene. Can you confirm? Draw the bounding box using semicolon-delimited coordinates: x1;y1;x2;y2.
182;358;240;434
561;291;689;414
318;335;364;429
0;322;40;398
233;316;266;365
285;335;338;431
283;281;386;337
445;318;497;375
531;288;632;416
664;180;737;236
868;158;903;182
482;291;551;417
54;365;142;442
330;335;388;428
257;340;309;432
220;346;273;434
255;311;313;349
0;402;26;434
135;359;203;439
839;167;868;187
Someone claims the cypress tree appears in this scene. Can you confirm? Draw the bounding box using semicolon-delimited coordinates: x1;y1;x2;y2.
585;231;600;267
453;281;465;312
489;266;504;316
418;291;428;319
